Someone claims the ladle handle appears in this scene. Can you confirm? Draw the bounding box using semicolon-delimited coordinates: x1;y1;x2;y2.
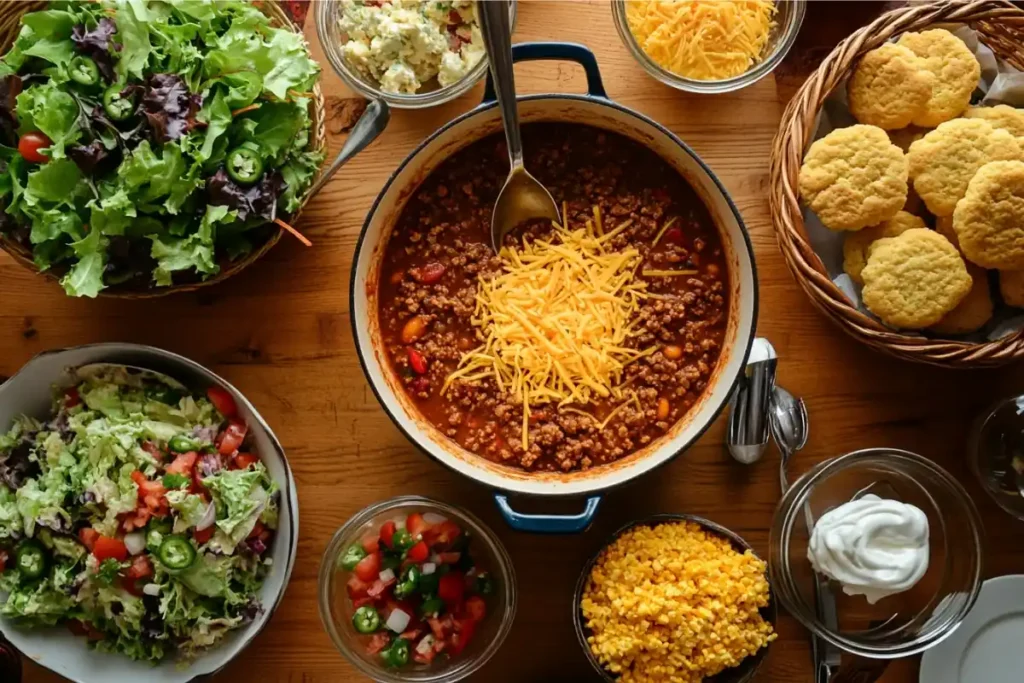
303;98;390;202
477;0;523;169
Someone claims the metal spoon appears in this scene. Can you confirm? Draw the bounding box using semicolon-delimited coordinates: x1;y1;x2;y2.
726;337;777;464
304;98;391;201
770;387;841;683
477;0;560;252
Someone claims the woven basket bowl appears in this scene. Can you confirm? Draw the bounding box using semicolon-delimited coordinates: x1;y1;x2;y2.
769;0;1024;368
0;0;327;299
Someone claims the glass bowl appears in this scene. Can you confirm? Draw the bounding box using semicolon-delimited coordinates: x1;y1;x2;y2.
770;448;984;659
573;514;777;683
318;496;516;682
315;1;517;109
970;394;1024;521
610;0;806;94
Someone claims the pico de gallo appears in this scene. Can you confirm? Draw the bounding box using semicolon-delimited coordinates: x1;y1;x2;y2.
339;511;495;668
0;366;279;663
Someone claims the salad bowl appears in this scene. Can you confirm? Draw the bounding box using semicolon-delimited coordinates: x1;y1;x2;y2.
0;343;299;683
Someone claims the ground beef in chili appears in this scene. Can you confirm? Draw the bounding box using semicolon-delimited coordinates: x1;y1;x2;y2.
377;123;729;472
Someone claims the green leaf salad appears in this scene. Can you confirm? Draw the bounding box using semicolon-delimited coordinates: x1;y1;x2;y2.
0;0;323;296
0;366;280;663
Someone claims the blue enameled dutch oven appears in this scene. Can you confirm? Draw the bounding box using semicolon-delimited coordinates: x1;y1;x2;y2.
351;43;758;533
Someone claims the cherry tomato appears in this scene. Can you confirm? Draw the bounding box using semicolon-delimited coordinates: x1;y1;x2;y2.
405;513;431;539
92;535;128;562
206;386;237;418
217;420;247;455
465;595;486;622
232;452;259;469
379;520;397;548
438;572;465;604
406;540;429;563
354;551;382;582
18;131;51;163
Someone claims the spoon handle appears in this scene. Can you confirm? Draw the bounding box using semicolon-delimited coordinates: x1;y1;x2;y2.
303;98;391;202
477;0;522;169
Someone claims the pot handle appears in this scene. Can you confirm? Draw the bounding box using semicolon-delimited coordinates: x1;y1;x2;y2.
482;42;607;102
493;494;601;534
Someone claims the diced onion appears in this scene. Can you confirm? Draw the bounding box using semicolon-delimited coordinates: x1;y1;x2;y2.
196;502;216;531
385;608;411;634
422;512;447;525
421;562;436;575
416;634;435;654
124;532;146;556
379;568;396;582
142;583;161;596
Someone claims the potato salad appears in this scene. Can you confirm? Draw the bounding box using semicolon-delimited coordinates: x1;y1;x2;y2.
338;1;485;94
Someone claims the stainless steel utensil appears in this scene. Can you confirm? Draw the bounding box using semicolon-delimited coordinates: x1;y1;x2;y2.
770;386;842;683
727;337;777;464
304;99;391;201
477;0;561;252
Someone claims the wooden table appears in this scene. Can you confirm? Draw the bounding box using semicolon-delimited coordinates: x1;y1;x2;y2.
8;2;1023;682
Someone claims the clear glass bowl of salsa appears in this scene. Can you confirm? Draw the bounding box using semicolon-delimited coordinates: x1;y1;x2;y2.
318;496;516;682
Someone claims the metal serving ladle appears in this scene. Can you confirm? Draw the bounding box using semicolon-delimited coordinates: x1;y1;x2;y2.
477;0;560;253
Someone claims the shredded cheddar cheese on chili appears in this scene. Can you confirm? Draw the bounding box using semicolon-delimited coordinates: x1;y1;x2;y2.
443;213;656;450
625;0;777;81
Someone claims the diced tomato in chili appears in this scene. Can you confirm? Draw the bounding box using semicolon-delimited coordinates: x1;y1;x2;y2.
438;572;465;604
347;575;371;599
407;348;428;375
64;387;81;407
366;632;391;655
662;226;683;243
465;595;486;622
449;617;476;656
354;551;382;582
92;535;128;562
379;520;397;548
217;420;247;455
206;386;237;418
193;525;214;545
406;540;429;563
79;528;99;551
125;555;153;581
165;451;197;475
232;452;259;469
405;513;431;539
361;534;379;554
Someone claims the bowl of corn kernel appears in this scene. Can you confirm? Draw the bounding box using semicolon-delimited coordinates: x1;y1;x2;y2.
574;515;777;683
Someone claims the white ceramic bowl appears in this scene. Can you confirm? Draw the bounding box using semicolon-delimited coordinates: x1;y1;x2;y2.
0;343;299;683
350;43;758;532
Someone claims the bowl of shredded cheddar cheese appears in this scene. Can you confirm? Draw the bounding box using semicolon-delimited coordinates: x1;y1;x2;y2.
575;515;777;683
612;0;806;94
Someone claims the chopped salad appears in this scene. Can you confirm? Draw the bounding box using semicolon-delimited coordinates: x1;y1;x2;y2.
0;366;279;663
340;511;494;668
0;0;324;297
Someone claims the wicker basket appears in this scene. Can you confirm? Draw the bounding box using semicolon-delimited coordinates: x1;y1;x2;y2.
0;1;327;299
769;0;1024;368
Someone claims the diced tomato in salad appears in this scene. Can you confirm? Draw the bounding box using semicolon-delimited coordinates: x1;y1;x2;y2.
338;511;495;670
92;535;128;562
206;386;237;418
217;420;247;456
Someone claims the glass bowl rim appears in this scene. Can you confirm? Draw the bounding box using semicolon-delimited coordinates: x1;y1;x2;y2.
609;0;807;95
572;513;778;683
317;495;517;682
314;0;518;110
769;447;985;659
968;396;1024;522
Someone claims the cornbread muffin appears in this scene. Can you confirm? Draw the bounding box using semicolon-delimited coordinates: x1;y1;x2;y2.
799;124;909;231
861;229;972;329
999;269;1024;307
843;211;926;284
964;104;1024;137
580;521;775;683
907;119;1022;217
954;160;1024;270
848;44;935;130
930;265;993;335
935;214;960;251
897;29;980;127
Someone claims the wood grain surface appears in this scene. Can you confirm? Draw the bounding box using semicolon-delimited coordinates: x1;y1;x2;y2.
8;2;1024;682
